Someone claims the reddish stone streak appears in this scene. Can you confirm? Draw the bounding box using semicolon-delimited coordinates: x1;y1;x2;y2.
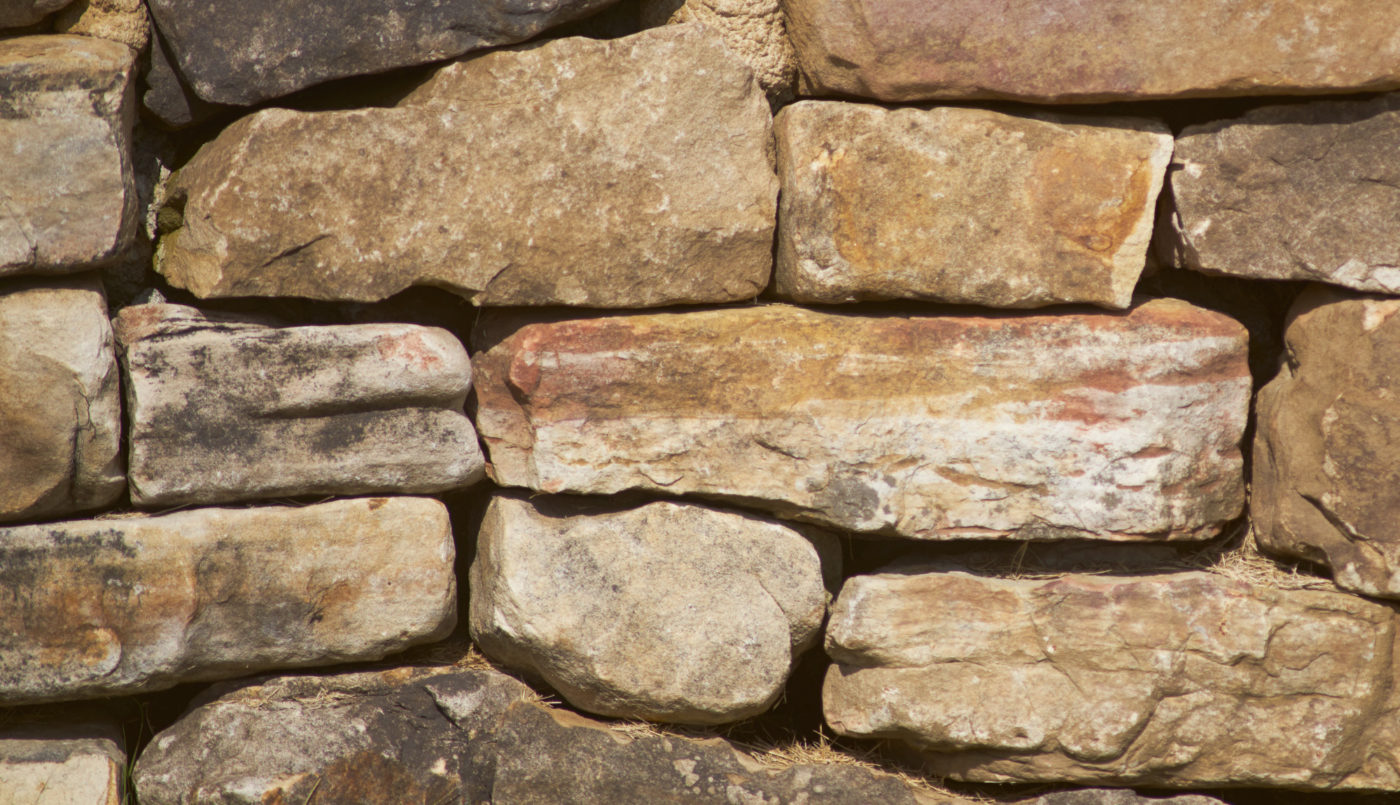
375;332;443;371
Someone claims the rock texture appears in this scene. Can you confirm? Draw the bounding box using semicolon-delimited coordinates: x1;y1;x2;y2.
135;665;943;805
784;0;1400;103
640;0;797;101
54;0;150;52
0;497;455;705
116;302;484;507
154;25;776;305
0;0;72;27
774;102;1171;308
0;277;123;524
824;567;1400;790
1169;94;1400;293
470;495;834;724
1254;287;1400;598
475;301;1250;541
0;35;136;276
145;0;617;108
0;721;123;805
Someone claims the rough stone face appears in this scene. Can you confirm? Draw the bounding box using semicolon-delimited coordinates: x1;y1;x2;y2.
0;277;124;524
784;0;1400;103
146;0;618;108
54;0;150;52
0;35;136;276
1028;794;1222;805
0;0;72;27
116;302;484;507
824;567;1400;790
135;665;942;805
0;497;455;705
155;26;776;306
471;494;834;724
475;300;1250;542
640;0;797;101
774;102;1171;308
1169;95;1400;293
0;721;124;805
1254;287;1400;598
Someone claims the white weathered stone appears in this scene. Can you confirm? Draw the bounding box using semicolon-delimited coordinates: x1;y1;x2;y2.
0;722;123;805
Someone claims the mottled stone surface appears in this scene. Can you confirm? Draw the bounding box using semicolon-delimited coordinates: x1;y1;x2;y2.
641;0;797;101
54;0;150;52
784;0;1400;102
116;302;484;507
0;497;455;705
471;494;834;724
155;25;776;306
1169;95;1400;293
146;0;617;107
0;277;123;524
0;0;71;27
1254;287;1400;598
0;721;123;805
775;102;1171;307
0;35;136;276
824;567;1400;790
475;301;1250;541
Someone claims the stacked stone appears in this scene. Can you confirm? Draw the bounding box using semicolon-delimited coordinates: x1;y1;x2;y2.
5;0;1400;801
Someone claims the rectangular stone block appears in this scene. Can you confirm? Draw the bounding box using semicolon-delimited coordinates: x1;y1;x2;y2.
0;721;124;805
775;102;1171;308
116;302;484;507
823;567;1400;791
0;497;456;705
474;300;1249;542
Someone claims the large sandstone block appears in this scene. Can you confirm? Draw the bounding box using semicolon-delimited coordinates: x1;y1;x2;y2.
475;301;1250;541
783;0;1400;103
1169;95;1400;293
1254;287;1400;598
774;102;1171;308
0;35;136;277
0;722;124;805
154;26;777;306
146;0;616;110
824;567;1400;791
0;277;123;524
0;497;455;705
115;302;484;507
470;494;834;724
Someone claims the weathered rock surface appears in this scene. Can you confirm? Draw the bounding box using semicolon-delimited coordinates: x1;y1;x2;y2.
475;301;1250;541
0;721;124;805
54;0;150;52
1254;287;1400;598
0;497;455;705
0;35;136;276
471;494;834;724
136;664;945;805
1169;95;1400;293
784;0;1400;103
641;0;796;101
824;567;1400;790
0;0;72;27
140;28;223;129
1027;794;1222;805
774;102;1171;308
146;0;617;108
0;277;123;524
155;25;776;306
116;302;484;507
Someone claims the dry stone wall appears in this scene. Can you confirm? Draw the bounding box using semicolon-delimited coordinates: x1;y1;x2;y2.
2;1;1399;803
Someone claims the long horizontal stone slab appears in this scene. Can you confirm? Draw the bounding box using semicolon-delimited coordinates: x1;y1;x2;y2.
475;301;1250;541
785;0;1400;103
0;497;455;705
116;302;484;506
0;277;124;524
154;26;777;307
1169;94;1400;293
824;567;1400;790
774;101;1171;308
0;35;136;277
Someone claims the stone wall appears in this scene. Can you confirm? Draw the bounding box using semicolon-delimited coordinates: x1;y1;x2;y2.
3;1;1400;803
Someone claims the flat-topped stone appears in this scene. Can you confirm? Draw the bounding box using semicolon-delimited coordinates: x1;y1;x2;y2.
0;721;124;805
474;300;1250;541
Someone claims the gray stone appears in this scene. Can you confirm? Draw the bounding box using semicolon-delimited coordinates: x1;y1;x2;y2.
0;276;123;524
1169;94;1400;293
0;35;137;277
775;102;1171;308
115;302;484;507
154;26;777;307
470;494;835;724
0;0;72;28
0;497;456;705
146;0;619;107
0;721;124;805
